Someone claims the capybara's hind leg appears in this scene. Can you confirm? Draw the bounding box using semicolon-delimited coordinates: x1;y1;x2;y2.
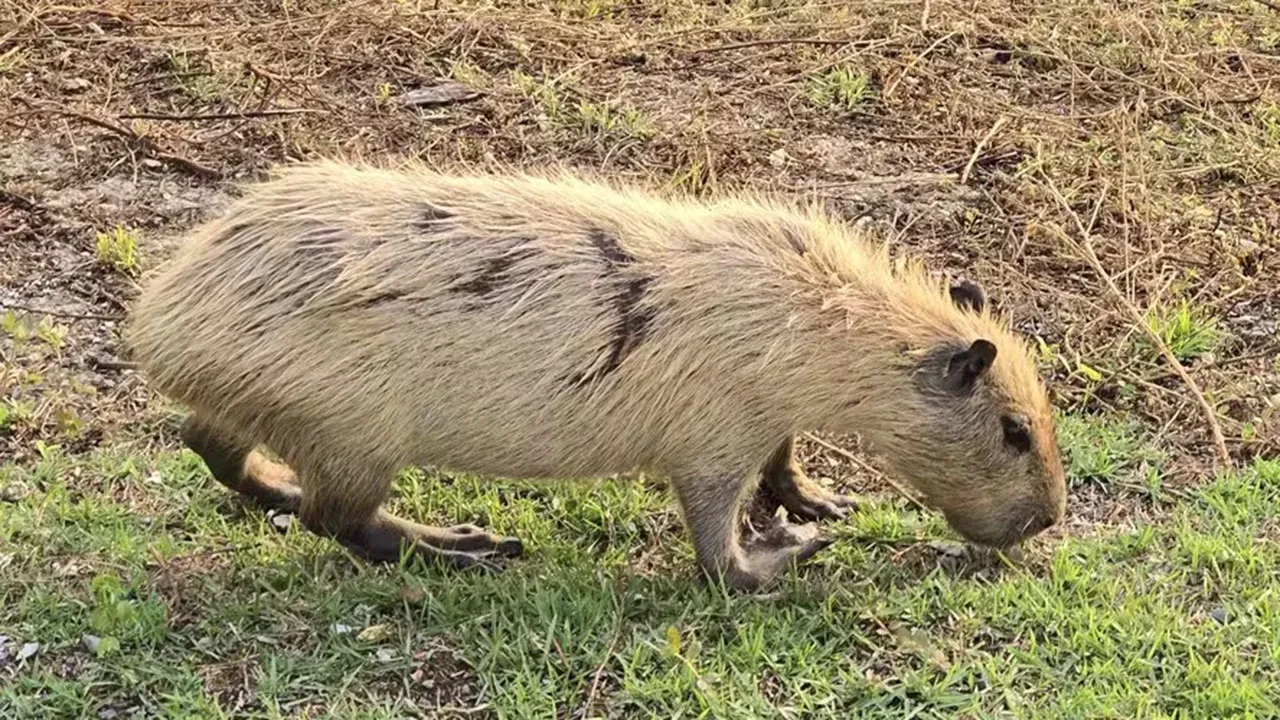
180;415;302;513
758;437;857;522
294;463;522;570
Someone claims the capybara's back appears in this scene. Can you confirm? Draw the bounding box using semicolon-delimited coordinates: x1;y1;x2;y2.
128;161;1065;588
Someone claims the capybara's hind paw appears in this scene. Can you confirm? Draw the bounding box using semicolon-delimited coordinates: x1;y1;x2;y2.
407;542;510;573
763;469;857;523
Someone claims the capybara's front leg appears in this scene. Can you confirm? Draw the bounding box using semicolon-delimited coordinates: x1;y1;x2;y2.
672;470;832;590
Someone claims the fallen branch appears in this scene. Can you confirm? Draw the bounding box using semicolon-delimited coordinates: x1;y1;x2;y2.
960;116;1009;185
29;107;222;179
579;577;627;720
0;301;124;322
1040;175;1232;470
687;37;873;55
117;108;324;121
88;355;140;371
802;432;927;511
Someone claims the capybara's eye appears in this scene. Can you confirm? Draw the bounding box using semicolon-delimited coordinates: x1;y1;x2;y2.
1001;415;1032;454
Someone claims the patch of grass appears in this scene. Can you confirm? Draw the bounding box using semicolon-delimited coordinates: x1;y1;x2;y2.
1056;413;1165;491
448;59;488;89
807;65;874;112
1260;101;1280;145
1;312;68;354
166;50;221;102
0;46;25;75
576;99;657;140
555;0;618;20
1142;299;1222;362
93;225;142;276
2;447;1278;718
515;72;655;141
665;159;717;196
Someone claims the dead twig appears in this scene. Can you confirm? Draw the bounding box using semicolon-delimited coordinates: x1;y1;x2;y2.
686;37;872;55
1040;176;1232;471
0;301;124;323
881;31;956;99
88;355;140;371
0;189;42;214
27;107;222;179
802;432;927;511
117;108;325;121
579;578;626;720
960;116;1009;185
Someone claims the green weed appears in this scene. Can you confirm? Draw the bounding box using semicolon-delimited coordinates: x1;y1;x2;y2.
1056;413;1165;489
1143;299;1221;362
807;65;873;111
94;225;141;275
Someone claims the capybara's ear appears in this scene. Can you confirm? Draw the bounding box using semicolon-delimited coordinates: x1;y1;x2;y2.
949;280;986;314
943;339;997;394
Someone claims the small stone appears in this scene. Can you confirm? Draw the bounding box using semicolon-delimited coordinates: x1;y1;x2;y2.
396;80;481;108
357;624;391;643
329;623;354;635
0;482;28;503
928;541;968;559
374;648;395;662
17;642;39;661
82;634;101;654
267;511;294;533
396;585;425;603
62;77;91;92
145;472;163;485
1208;607;1228;625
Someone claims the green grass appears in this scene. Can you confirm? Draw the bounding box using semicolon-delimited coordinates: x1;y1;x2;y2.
1056;413;1166;496
514;72;656;142
1142;299;1222;363
93;225;142;276
3;434;1278;718
807;66;874;112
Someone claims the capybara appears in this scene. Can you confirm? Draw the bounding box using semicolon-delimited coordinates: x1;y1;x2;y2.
126;161;1067;589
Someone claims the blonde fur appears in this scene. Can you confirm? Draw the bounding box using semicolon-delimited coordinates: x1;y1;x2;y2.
126;160;1066;587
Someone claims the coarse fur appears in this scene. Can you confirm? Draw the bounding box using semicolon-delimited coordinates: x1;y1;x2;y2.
126;160;1067;589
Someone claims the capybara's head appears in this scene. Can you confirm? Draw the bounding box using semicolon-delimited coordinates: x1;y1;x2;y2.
872;281;1067;549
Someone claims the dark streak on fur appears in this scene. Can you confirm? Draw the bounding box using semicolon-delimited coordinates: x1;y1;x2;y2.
783;227;806;256
416;203;455;233
589;227;630;266
451;245;538;297
568;228;656;387
211;222;251;246
350;289;411;309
